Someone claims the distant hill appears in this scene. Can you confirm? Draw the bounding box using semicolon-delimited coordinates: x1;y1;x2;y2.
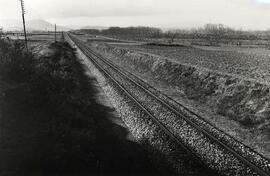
0;19;70;31
27;19;70;31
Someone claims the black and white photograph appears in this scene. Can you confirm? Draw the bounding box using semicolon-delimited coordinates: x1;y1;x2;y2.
0;0;270;175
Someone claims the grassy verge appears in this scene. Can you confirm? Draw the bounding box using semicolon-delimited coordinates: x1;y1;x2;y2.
0;40;102;174
0;40;155;175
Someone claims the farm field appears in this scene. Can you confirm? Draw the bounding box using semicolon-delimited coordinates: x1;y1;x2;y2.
5;33;62;41
109;43;270;84
4;32;63;51
27;33;62;42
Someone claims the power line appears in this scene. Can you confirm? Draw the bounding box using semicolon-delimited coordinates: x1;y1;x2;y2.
20;0;28;52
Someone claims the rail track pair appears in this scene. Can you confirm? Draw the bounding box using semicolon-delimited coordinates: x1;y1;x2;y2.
66;33;270;176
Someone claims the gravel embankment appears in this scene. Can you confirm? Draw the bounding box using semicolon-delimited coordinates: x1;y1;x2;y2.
65;35;216;175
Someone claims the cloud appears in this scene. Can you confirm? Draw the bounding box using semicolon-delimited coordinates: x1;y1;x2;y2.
24;0;165;18
1;0;270;30
256;0;270;3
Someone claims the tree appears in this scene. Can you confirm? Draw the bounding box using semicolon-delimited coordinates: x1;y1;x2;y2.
166;30;178;44
203;24;227;45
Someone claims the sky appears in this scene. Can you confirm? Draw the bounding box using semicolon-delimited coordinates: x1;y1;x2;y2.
1;0;270;30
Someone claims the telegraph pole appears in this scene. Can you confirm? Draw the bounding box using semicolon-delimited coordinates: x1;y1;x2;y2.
20;0;28;52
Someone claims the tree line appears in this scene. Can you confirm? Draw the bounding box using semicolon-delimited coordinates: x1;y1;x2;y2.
76;24;270;43
78;26;162;40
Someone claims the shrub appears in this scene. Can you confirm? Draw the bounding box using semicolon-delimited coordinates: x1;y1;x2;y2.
0;39;34;82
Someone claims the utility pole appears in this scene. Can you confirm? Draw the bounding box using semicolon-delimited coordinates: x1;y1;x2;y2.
55;24;57;43
20;0;28;52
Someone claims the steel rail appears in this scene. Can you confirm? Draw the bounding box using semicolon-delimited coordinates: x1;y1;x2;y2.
68;34;213;172
68;33;270;176
86;42;270;175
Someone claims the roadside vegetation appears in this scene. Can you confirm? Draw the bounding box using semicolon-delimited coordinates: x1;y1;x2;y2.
0;39;155;175
0;39;34;82
0;40;101;174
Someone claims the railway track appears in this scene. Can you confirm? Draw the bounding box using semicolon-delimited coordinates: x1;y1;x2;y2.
65;33;270;176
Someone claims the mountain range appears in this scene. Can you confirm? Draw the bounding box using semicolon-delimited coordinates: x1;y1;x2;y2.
0;19;70;31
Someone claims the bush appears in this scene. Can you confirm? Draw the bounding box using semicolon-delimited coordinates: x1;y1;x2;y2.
1;41;106;172
0;39;34;82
